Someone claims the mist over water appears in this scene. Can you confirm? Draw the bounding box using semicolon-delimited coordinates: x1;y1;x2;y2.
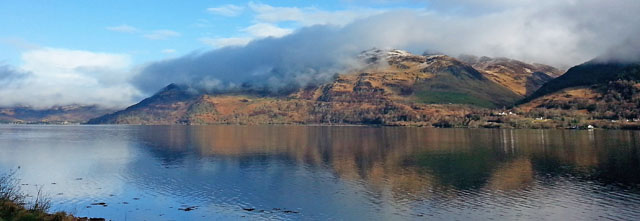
1;125;639;220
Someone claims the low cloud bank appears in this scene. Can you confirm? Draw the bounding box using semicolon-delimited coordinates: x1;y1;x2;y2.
0;48;141;108
135;0;640;94
3;0;640;108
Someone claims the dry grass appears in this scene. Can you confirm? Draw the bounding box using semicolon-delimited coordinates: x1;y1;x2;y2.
518;87;600;111
0;170;88;221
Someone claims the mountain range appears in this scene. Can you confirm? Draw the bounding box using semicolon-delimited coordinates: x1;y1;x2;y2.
4;49;638;129
0;105;114;124
87;49;561;126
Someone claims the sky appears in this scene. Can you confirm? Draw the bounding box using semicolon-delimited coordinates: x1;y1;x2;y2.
0;0;410;65
1;0;639;108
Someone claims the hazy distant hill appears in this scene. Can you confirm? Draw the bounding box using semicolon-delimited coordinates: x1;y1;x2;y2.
0;105;116;124
89;50;561;126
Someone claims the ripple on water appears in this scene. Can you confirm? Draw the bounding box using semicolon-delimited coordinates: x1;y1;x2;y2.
3;126;640;220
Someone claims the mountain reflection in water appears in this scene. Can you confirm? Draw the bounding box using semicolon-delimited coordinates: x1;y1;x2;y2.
1;125;639;220
140;126;640;189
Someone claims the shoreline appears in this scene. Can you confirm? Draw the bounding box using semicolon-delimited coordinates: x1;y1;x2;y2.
0;170;105;221
2;121;639;130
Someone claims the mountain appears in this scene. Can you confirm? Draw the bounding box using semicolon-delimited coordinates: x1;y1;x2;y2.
525;61;640;101
459;55;563;96
296;49;524;108
0;105;116;124
518;60;640;124
87;83;201;125
89;50;558;126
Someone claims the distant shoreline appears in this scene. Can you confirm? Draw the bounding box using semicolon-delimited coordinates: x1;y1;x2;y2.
2;121;639;130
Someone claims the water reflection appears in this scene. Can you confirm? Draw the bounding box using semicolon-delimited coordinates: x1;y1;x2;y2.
131;126;640;220
137;126;640;191
1;125;640;220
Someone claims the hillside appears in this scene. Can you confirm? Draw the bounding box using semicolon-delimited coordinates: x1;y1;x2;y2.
295;49;524;108
459;55;563;96
0;105;115;124
518;80;640;120
89;50;558;126
514;61;640;128
525;61;640;102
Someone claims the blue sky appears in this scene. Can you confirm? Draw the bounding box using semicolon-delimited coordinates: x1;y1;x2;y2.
0;0;437;108
0;0;424;65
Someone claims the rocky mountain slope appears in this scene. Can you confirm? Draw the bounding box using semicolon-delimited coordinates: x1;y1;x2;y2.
525;61;640;101
293;49;526;108
517;61;640;122
459;55;563;96
89;49;560;126
0;105;115;124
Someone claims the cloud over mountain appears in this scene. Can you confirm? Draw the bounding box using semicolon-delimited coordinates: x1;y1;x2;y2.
2;0;640;108
134;0;640;94
0;64;30;87
0;48;141;108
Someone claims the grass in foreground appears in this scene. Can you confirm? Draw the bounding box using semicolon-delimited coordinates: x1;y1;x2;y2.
0;170;98;221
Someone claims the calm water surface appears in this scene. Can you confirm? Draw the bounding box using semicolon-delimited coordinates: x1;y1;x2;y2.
1;125;639;220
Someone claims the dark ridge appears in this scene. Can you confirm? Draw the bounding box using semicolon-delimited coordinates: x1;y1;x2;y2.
87;84;196;124
136;83;194;107
523;61;640;103
525;72;554;96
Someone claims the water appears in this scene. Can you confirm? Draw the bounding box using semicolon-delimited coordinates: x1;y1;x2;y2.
1;125;640;220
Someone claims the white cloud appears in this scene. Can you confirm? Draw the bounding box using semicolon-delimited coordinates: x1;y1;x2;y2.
248;2;384;26
248;2;304;22
143;30;181;40
199;23;291;49
199;3;382;49
106;24;139;33
207;4;244;16
162;49;177;54
107;26;182;41
199;37;253;48
243;23;293;38
4;0;635;107
142;0;640;94
191;19;213;28
0;64;30;88
0;48;140;108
